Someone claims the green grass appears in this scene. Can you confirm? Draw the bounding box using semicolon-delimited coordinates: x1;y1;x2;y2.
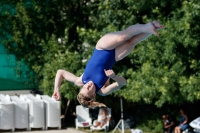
77;127;132;133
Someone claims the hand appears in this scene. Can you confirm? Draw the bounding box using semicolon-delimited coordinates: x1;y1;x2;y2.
165;125;169;128
104;69;116;78
52;89;60;101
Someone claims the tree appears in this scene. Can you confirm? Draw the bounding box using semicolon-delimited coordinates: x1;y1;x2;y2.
1;0;199;107
76;0;200;107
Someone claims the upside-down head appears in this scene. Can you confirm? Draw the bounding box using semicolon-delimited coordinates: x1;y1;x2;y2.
77;93;106;109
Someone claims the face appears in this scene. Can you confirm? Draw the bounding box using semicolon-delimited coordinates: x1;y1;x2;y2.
162;115;167;120
100;109;106;116
80;81;96;97
180;109;184;115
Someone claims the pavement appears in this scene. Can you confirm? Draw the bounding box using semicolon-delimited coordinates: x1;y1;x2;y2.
0;128;86;133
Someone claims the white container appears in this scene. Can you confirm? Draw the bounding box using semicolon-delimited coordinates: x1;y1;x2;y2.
36;95;61;130
20;94;45;130
9;95;29;130
0;94;15;132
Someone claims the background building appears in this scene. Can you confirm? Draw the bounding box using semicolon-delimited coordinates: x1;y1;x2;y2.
0;44;37;91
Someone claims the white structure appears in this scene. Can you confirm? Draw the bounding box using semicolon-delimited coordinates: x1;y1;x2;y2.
131;129;143;133
20;94;45;130
36;95;61;130
9;95;29;130
190;116;200;130
75;105;92;129
90;108;111;132
0;94;15;132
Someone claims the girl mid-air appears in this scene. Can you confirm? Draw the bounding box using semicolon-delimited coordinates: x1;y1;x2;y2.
52;20;164;108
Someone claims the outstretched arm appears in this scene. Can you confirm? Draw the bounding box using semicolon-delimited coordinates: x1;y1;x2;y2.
97;69;127;96
52;69;83;100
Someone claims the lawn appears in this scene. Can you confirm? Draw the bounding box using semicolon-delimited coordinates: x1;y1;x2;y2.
77;127;132;133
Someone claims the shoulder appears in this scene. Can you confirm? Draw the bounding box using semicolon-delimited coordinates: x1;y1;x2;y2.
74;75;84;87
183;114;188;119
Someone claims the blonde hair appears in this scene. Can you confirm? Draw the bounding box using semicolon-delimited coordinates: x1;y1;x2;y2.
77;93;106;109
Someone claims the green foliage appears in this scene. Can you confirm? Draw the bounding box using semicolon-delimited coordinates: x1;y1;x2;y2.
88;0;200;107
1;0;200;107
137;118;163;133
39;34;85;100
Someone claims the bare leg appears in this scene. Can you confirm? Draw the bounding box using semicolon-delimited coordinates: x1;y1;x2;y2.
174;126;181;133
115;32;151;61
94;121;101;127
174;127;177;133
177;128;181;133
96;21;161;50
115;21;164;61
99;122;106;128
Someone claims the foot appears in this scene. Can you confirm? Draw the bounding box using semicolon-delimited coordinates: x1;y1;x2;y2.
152;20;165;30
145;22;159;36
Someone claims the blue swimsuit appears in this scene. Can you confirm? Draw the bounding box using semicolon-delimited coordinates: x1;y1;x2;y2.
179;116;188;130
82;48;116;92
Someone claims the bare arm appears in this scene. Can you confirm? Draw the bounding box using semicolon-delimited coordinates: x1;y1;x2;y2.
104;78;110;87
181;114;188;125
97;69;126;96
52;69;83;100
166;122;175;128
106;115;110;122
